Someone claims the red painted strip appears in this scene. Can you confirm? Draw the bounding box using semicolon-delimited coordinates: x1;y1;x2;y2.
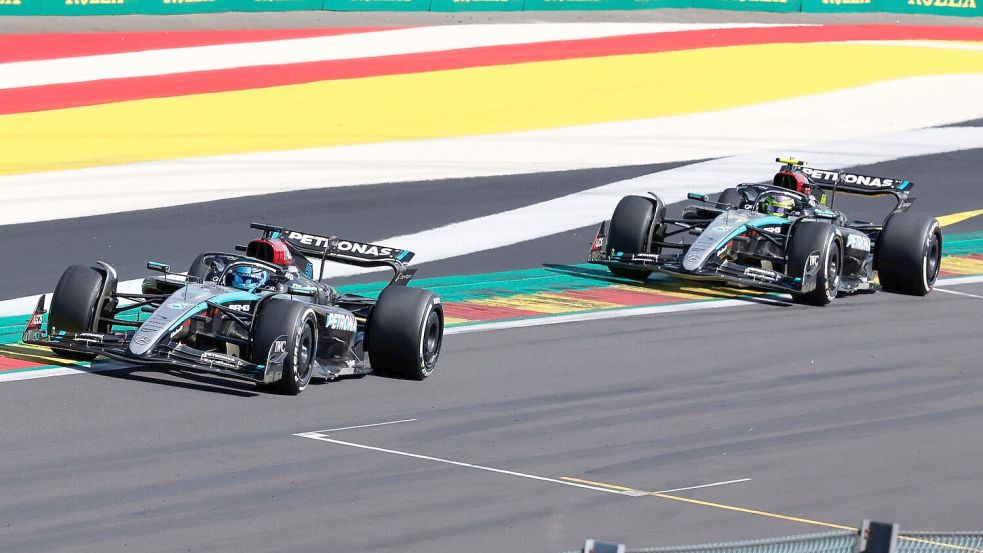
444;302;544;321
0;27;398;64
4;25;982;115
562;287;685;306
939;270;961;277
0;355;45;371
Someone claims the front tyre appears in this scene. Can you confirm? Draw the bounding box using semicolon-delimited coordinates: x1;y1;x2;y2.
787;222;842;306
876;213;942;296
367;287;443;380
252;300;317;395
606;195;665;281
48;264;110;360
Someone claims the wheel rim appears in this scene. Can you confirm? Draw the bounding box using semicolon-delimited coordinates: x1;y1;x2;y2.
826;245;841;299
297;322;314;382
422;310;442;370
924;232;941;288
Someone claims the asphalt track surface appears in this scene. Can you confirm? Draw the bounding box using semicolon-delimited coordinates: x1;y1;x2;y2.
1;143;983;552
1;282;981;552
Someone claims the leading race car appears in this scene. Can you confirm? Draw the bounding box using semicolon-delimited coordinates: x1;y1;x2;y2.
23;223;444;394
588;158;942;305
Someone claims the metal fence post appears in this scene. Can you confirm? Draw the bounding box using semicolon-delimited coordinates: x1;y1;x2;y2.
584;539;626;553
856;520;900;553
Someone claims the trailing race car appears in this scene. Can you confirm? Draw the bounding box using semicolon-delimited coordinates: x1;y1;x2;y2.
588;158;942;305
23;223;444;394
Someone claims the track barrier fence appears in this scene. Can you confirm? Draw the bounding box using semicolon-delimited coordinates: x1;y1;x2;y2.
569;522;983;553
0;0;978;16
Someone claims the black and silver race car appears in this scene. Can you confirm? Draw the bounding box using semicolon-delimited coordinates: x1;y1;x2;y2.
588;158;942;305
23;223;443;394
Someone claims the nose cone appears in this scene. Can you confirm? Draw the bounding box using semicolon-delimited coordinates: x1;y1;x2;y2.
128;285;214;356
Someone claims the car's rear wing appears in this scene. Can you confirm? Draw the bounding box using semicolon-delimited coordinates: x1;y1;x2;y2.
775;158;914;212
249;223;417;286
799;167;914;195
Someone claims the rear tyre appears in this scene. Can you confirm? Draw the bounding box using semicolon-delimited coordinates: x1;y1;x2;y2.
367;287;443;381
48;265;108;360
877;213;942;296
786;222;842;306
188;253;225;283
606;195;665;281
252;300;317;395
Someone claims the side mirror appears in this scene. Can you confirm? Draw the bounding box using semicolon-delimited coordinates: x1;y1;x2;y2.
147;261;170;273
687;193;708;202
288;285;318;297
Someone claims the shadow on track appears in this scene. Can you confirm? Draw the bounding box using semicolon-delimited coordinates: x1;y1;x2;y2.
541;263;796;309
89;365;261;397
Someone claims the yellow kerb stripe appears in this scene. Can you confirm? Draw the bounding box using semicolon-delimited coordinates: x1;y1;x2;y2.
2;42;982;176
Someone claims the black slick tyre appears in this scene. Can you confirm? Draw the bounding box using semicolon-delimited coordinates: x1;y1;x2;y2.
367;287;443;380
787;222;842;306
606;195;664;281
48;264;107;360
252;300;317;395
876;213;942;296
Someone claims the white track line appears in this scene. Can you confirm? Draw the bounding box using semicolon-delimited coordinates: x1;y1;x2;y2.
314;418;417;434
294;433;633;495
294;431;749;498
936;275;983;287
653;478;753;495
0;23;780;90
934;288;983;300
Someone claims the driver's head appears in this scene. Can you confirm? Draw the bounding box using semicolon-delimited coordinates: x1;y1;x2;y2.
758;192;797;218
229;265;268;291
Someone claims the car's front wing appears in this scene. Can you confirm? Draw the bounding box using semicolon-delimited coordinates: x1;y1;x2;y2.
22;326;286;384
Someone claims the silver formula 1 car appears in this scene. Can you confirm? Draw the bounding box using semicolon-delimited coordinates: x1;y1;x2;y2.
588;158;942;305
23;223;443;394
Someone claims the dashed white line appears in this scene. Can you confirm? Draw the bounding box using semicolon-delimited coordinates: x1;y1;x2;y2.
934;288;983;300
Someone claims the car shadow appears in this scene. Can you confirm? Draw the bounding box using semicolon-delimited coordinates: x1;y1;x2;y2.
540;263;796;308
88;364;261;397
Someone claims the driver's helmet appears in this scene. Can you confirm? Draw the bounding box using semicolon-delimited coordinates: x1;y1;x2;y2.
757;192;798;218
227;265;269;291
